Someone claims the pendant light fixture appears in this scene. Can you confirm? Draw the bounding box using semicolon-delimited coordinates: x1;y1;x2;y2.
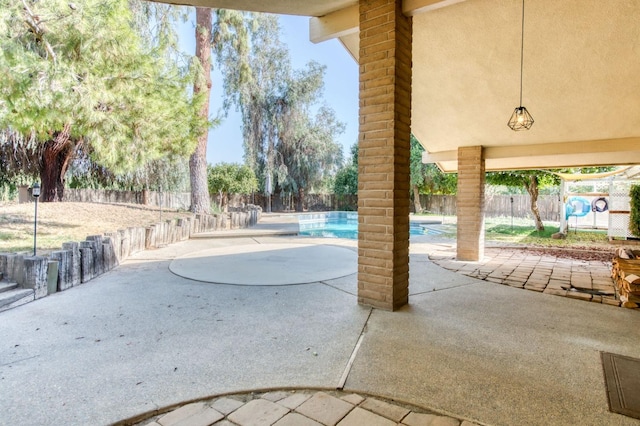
508;0;534;131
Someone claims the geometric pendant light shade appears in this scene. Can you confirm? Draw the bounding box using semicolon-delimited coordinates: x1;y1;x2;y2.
508;106;534;131
508;0;534;131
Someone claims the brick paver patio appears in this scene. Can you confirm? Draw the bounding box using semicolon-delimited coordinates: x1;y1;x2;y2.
428;247;620;306
135;390;480;426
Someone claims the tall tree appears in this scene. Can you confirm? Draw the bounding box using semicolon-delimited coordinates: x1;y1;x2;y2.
410;135;457;213
334;143;358;196
190;8;212;213
274;63;344;211
278;105;344;211
221;13;286;193
0;0;204;201
189;8;253;213
410;135;428;213
221;15;344;211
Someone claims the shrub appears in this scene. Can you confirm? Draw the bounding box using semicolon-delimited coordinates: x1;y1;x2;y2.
629;185;640;237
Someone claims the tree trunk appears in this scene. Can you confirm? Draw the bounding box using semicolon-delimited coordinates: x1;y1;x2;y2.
296;187;304;212
526;175;545;231
39;123;74;202
189;7;212;214
222;192;229;213
412;185;423;213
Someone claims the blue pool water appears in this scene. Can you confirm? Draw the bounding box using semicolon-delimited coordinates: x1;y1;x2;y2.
298;212;432;239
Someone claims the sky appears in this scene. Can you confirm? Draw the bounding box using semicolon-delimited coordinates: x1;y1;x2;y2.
178;13;359;166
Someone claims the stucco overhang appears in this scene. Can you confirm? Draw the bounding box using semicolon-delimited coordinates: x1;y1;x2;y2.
156;0;357;16
155;0;640;173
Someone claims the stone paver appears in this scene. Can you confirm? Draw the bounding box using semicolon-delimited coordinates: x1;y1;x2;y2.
429;247;620;306
360;397;410;422
340;394;365;406
158;402;213;426
273;412;322;426
261;391;291;402
227;399;289;426
402;412;440;426
170;407;223;426
211;397;245;415
295;392;354;426
337;407;395;426
140;391;469;426
278;392;312;410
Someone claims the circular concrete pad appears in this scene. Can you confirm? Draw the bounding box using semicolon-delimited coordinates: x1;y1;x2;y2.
169;243;357;285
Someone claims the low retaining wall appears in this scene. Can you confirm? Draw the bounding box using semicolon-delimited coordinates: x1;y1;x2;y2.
0;206;261;302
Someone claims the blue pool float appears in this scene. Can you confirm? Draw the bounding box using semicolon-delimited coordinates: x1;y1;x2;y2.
565;196;592;219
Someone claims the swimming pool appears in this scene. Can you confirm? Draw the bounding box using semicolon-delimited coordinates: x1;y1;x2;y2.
298;212;434;239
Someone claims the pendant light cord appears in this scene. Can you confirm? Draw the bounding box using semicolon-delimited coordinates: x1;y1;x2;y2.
519;0;525;107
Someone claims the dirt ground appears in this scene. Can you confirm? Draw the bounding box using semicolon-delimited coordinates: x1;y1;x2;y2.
0;201;195;254
507;245;616;263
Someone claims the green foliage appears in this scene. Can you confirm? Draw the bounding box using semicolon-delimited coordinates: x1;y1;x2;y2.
486;170;558;189
485;223;558;240
0;182;17;201
630;185;640;237
0;0;206;175
334;144;358;196
410;135;427;188
483;217;609;246
208;163;258;196
67;151;191;191
485;167;616;232
410;136;457;194
486;167;614;190
277;104;344;198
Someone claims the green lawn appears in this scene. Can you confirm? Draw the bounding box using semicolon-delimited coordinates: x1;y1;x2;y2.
416;214;611;247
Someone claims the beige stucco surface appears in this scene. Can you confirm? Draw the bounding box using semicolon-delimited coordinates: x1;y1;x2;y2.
412;0;640;170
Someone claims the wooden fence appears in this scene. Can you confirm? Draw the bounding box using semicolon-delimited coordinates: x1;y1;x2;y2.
63;189;192;210
18;187;191;210
252;193;559;220
17;187;560;220
250;193;358;212
417;194;562;221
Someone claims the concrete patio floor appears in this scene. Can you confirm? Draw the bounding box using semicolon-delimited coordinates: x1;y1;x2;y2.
1;227;639;425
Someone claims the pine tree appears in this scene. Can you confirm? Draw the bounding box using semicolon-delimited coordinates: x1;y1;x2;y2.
0;0;205;201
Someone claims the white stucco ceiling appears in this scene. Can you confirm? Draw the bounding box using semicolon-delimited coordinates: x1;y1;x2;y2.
153;0;640;172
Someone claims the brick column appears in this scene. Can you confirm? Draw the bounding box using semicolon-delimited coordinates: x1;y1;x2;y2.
357;0;412;311
457;146;485;261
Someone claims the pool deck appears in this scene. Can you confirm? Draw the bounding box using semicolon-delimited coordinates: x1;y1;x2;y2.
1;214;639;426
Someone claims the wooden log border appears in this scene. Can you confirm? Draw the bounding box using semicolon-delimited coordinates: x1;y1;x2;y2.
0;206;262;303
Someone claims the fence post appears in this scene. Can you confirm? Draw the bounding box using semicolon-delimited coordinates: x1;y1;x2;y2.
62;242;81;287
79;242;94;283
50;250;72;291
22;257;48;299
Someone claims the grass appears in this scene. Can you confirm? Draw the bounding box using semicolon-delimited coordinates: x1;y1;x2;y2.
417;214;612;248
0;202;195;254
484;222;609;247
